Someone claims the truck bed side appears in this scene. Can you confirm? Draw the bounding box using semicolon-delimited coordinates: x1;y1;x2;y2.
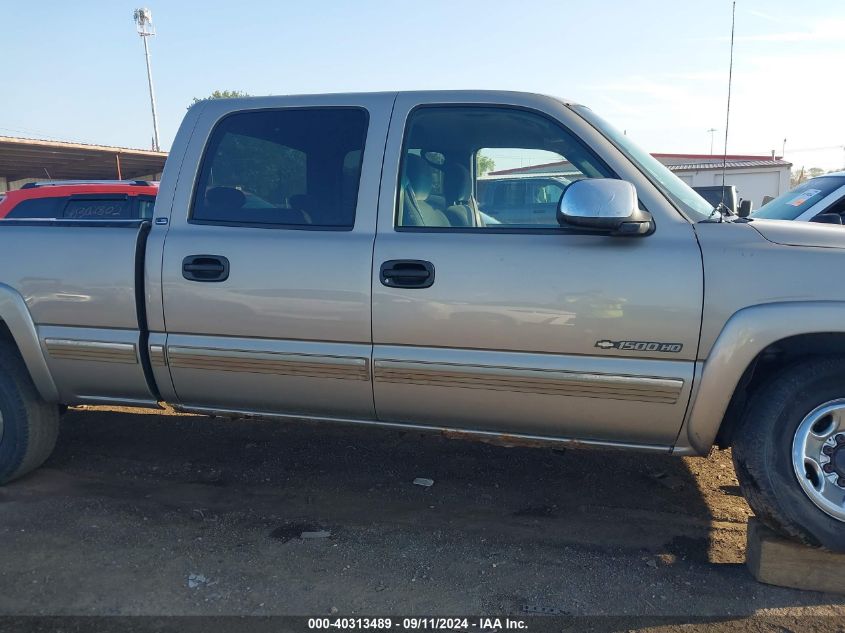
0;220;157;405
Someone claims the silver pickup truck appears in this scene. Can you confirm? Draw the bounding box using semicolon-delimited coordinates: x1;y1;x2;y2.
2;91;845;551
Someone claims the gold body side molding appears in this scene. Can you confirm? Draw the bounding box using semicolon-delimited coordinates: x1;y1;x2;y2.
374;359;683;404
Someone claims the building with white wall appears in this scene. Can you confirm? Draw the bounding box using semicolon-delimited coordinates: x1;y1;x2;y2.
655;154;791;207
490;153;792;209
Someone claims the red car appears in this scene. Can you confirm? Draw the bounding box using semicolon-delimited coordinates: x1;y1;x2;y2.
0;180;158;220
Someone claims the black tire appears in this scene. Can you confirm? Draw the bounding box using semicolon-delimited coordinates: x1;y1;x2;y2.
732;356;845;551
0;340;60;484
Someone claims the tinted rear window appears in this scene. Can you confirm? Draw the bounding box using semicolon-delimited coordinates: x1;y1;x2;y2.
63;198;132;219
753;176;845;220
6;197;65;218
192;108;368;229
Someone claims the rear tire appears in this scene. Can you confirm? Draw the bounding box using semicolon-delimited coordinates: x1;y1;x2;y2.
0;340;60;484
732;356;845;552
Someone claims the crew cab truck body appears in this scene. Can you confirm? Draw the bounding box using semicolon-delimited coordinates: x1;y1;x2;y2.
2;91;845;551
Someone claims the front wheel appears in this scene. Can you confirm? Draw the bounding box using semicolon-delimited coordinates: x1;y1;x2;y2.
732;357;845;552
0;341;60;484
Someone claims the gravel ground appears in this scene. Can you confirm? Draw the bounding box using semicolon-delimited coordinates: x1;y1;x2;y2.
0;405;844;627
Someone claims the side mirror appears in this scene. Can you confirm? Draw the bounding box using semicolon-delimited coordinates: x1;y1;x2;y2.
557;178;653;236
738;199;753;218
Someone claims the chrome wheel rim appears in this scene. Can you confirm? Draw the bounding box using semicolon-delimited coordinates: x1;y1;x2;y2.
792;399;845;523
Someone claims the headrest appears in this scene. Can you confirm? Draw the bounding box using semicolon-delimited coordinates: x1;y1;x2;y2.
444;163;471;204
404;154;432;200
205;186;246;211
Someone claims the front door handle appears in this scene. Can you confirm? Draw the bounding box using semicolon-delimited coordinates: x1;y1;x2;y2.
380;260;435;289
182;255;230;282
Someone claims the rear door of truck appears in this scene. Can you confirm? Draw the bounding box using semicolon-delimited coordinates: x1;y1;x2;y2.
158;94;392;419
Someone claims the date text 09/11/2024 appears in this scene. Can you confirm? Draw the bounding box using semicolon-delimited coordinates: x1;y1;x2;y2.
307;617;528;630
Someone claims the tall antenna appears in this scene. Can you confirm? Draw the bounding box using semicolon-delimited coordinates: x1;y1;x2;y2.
134;8;161;152
720;1;736;210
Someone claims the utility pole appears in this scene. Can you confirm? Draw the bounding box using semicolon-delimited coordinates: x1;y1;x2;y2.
707;128;718;155
134;8;161;152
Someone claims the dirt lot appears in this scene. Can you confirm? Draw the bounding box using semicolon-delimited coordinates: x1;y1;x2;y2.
1;406;844;624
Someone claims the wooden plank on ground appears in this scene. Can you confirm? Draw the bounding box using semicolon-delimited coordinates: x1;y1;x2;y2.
746;518;845;595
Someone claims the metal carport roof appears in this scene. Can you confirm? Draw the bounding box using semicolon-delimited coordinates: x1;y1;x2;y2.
0;136;168;181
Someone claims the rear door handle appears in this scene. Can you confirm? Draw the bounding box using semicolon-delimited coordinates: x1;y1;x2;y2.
182;255;230;282
380;260;435;289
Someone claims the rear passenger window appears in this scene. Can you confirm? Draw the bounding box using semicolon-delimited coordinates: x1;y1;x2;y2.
6;197;65;218
63;197;131;219
192;108;368;229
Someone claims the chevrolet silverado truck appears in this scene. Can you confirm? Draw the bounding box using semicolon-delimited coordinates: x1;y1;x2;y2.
1;91;845;551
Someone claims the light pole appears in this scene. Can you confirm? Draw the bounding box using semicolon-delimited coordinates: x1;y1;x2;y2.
134;8;161;152
707;128;718;155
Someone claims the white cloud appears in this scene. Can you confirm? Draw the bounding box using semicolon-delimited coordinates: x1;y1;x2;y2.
744;8;793;25
735;18;845;42
575;44;845;170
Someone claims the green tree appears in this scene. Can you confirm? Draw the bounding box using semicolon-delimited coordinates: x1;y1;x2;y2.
476;153;496;176
190;90;250;107
790;167;829;188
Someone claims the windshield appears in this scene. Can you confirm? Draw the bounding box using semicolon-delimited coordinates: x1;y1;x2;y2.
571;105;715;221
752;176;845;220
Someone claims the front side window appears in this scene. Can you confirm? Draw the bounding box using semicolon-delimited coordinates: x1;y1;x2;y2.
193;108;368;229
396;107;612;230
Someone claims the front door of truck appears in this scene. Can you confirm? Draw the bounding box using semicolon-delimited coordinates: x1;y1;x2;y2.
371;94;703;448
159;95;391;419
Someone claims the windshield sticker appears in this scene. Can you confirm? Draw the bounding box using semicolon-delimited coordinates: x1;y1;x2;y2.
787;189;822;207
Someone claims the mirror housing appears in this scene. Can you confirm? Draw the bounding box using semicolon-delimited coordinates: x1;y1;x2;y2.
738;199;753;218
557;178;653;236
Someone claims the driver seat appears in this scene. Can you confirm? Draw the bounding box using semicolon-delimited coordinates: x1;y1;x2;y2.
400;154;451;227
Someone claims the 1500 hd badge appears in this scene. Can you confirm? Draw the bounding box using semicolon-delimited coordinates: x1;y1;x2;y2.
595;340;683;353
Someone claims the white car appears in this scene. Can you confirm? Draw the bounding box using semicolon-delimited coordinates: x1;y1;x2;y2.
753;171;845;223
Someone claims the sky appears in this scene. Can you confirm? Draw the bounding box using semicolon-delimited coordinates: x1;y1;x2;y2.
2;0;844;171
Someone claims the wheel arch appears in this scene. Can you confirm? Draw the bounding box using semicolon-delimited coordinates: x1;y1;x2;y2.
0;283;59;402
684;301;845;454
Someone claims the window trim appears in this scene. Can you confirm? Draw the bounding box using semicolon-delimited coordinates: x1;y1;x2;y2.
393;104;623;235
188;106;370;232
